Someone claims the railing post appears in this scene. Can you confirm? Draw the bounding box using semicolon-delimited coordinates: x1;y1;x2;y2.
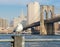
14;36;24;47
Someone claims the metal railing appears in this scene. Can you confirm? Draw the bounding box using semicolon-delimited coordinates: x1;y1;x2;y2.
25;39;60;42
0;35;60;47
0;39;14;42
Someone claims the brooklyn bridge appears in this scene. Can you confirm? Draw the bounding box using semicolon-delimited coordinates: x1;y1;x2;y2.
22;5;60;35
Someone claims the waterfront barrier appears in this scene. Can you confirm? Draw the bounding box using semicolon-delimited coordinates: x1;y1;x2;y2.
0;35;60;47
13;36;60;47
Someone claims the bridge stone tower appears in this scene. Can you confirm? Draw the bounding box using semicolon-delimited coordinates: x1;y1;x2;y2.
40;5;54;35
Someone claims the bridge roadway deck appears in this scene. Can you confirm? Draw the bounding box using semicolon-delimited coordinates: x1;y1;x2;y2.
23;16;60;30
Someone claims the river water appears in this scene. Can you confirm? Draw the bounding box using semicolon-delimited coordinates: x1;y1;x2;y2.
0;34;60;47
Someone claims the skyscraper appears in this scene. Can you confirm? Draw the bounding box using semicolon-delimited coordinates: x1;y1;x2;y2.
27;1;40;25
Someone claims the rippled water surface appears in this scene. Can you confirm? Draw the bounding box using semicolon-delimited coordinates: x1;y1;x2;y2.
0;34;60;47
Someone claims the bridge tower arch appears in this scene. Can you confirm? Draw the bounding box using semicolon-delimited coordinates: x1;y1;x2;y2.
40;5;54;35
49;6;54;18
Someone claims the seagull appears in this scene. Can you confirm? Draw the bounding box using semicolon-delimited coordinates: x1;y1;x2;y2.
15;23;23;33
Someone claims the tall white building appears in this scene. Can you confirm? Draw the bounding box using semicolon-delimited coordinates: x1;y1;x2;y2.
27;1;40;25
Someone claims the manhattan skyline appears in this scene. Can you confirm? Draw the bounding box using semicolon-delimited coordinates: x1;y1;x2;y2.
0;0;60;22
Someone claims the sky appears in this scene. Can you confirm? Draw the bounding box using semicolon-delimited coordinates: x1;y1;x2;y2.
0;0;60;22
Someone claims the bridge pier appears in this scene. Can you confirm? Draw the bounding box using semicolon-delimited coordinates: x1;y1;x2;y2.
46;23;55;35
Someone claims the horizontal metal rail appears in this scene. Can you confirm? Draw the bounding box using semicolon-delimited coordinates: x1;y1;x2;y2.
25;39;60;42
0;39;14;42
